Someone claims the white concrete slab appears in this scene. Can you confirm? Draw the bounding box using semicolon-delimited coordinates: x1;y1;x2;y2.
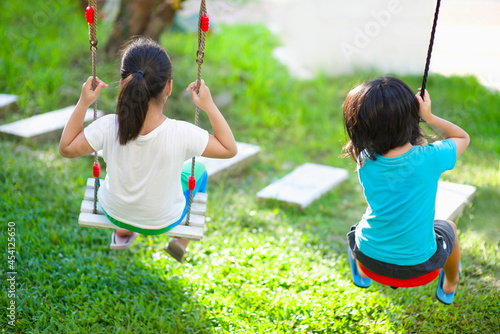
435;181;476;221
0;94;18;116
257;163;349;208
0;106;103;141
0;94;18;108
194;142;261;179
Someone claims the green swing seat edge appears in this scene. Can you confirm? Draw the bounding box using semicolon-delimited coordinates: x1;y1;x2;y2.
79;178;207;241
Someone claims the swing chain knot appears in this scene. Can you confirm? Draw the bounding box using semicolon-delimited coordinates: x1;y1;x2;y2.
89;39;98;51
196;50;204;65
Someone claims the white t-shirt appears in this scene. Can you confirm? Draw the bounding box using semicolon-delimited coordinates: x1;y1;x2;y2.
84;114;209;230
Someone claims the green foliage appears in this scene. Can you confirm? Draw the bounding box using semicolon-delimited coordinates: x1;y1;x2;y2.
1;1;499;333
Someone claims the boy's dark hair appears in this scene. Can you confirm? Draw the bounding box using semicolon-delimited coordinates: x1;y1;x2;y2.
342;76;423;162
116;37;172;145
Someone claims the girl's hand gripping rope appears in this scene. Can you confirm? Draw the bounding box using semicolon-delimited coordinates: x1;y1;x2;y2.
186;79;215;112
79;76;108;109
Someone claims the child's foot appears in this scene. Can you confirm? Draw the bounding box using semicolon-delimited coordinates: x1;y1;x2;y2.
164;239;186;263
110;231;139;250
347;248;371;288
436;262;462;305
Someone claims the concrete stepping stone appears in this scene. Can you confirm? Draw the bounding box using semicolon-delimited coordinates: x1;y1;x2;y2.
257;163;349;208
435;181;476;221
0;106;103;142
0;94;18;117
196;142;261;180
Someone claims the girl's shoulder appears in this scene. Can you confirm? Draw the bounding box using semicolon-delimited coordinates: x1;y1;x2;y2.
166;118;206;133
96;113;118;125
86;113;117;133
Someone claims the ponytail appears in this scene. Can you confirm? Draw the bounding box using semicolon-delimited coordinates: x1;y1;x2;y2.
116;37;172;145
116;72;150;145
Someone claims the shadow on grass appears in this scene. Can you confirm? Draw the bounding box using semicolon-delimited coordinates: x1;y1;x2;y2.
0;141;214;333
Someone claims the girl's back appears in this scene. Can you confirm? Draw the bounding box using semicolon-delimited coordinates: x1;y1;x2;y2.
356;140;456;265
85;114;208;228
59;37;237;243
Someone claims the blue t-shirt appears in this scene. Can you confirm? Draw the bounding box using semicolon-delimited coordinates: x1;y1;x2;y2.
355;139;457;266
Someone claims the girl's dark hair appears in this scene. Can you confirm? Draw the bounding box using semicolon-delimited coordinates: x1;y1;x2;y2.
116;37;172;145
342;77;423;162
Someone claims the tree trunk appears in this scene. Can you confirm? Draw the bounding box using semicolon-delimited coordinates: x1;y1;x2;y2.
104;0;185;58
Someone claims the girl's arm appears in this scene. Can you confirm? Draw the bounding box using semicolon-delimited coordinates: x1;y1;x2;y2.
59;77;108;158
416;89;470;157
187;80;237;159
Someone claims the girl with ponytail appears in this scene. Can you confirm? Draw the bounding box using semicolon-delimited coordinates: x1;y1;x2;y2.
60;37;237;262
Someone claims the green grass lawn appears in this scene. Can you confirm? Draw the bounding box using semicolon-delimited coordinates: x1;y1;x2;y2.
1;1;499;333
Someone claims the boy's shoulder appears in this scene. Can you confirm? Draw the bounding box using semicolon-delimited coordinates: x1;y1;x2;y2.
413;139;457;172
417;138;456;154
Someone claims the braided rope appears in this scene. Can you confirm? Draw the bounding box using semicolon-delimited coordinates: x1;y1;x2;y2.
420;0;441;99
88;0;99;213
186;0;208;225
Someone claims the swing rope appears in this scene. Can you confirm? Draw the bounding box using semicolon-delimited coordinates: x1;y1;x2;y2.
420;0;441;99
186;0;209;225
86;1;100;214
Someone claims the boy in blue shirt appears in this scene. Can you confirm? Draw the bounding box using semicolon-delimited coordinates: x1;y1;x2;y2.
343;77;470;304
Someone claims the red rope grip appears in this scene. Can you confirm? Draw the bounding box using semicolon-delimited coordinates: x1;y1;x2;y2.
201;14;209;32
86;6;95;24
188;176;196;191
93;162;100;178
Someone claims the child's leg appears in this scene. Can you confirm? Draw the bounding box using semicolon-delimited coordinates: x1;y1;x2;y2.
347;223;370;279
441;220;461;294
116;228;133;237
356;260;369;278
103;209;136;239
176;238;189;248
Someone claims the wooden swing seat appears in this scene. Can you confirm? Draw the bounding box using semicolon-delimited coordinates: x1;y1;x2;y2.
78;178;207;240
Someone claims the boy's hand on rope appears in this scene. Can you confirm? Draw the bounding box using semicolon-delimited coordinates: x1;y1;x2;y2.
186;80;216;112
416;88;432;123
79;76;108;108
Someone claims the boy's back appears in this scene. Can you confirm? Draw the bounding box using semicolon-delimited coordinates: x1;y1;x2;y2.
356;139;457;265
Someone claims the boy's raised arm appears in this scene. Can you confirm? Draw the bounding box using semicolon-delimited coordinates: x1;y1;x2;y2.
416;89;470;157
